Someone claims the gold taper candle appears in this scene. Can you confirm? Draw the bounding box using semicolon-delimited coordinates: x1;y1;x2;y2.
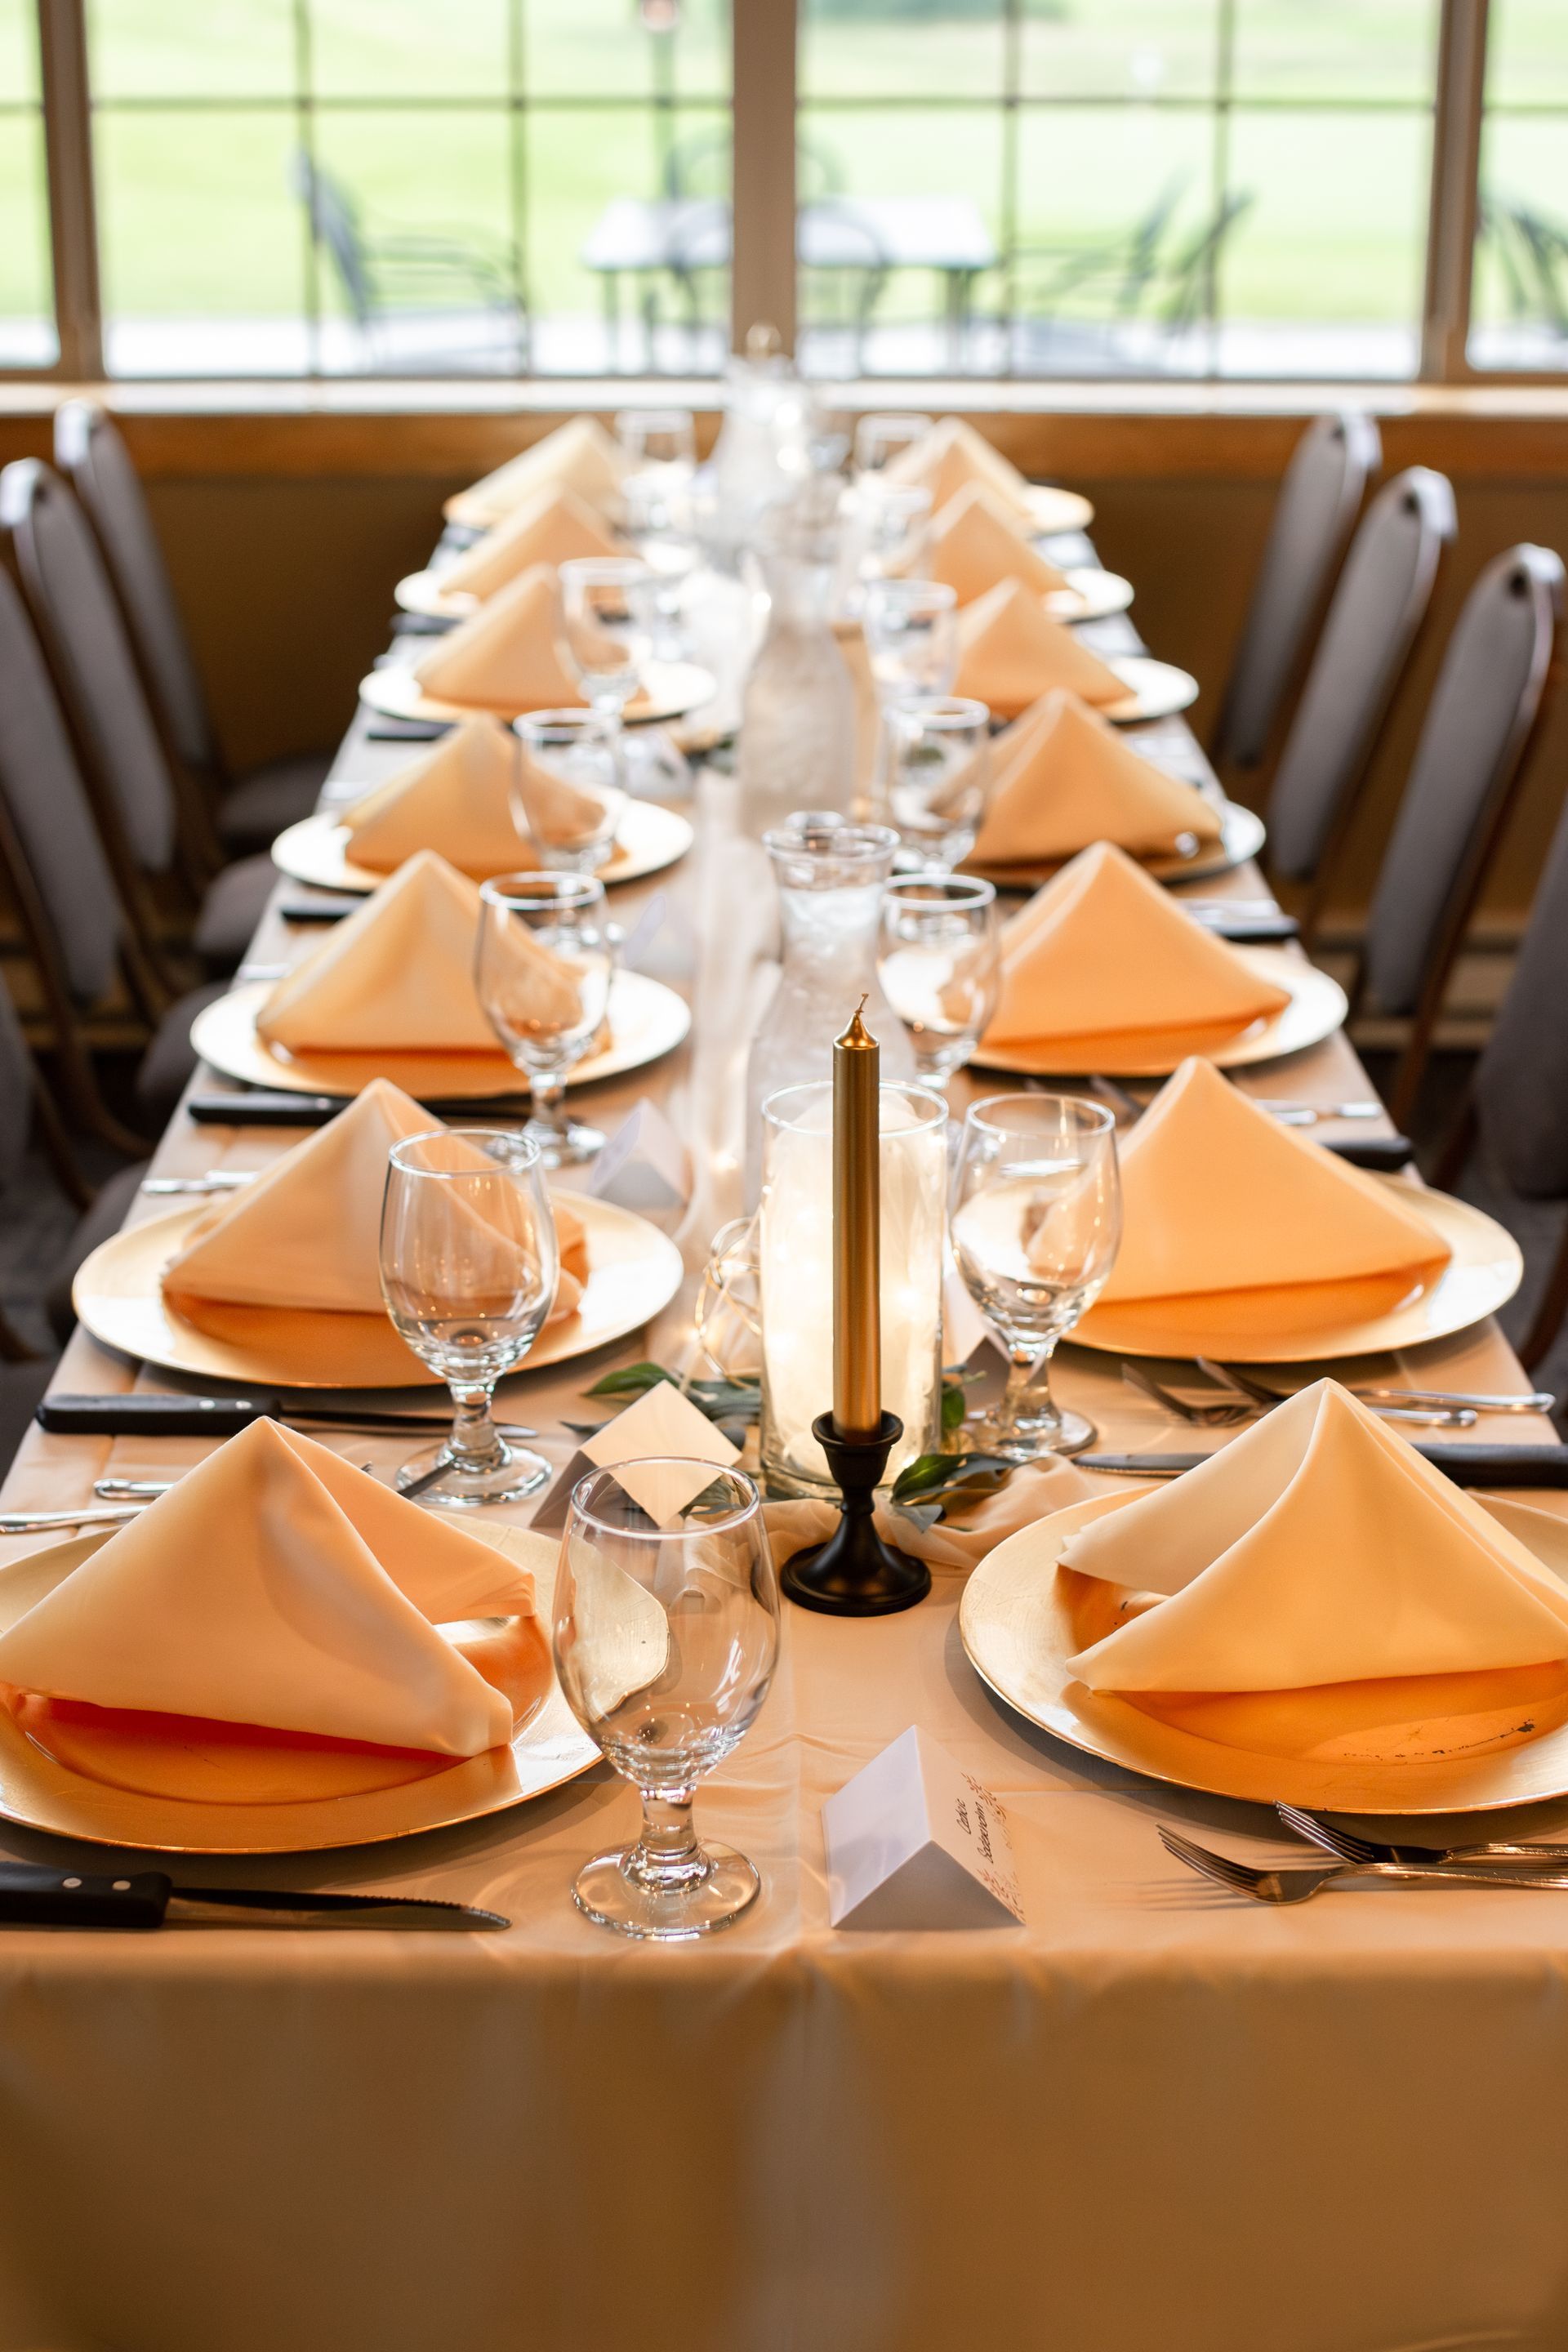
832;1000;882;1441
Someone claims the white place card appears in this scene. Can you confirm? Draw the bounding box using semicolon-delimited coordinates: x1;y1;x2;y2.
822;1726;1024;1931
588;1097;693;1214
942;1265;996;1370
580;1379;740;1527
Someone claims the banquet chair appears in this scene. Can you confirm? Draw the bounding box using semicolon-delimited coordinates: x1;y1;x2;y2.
0;565;220;1142
0;457;275;977
1209;411;1381;775
1264;465;1457;937
1437;764;1568;1369
1350;543;1563;1132
54;401;330;858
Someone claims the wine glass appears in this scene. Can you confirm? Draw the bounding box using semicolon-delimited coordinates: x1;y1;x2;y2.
616;405;697;480
553;1461;780;1940
863;577;959;701
512;710;626;874
951;1094;1121;1459
476;872;615;1165
557;555;656;725
881;693;991;869
878;875;1000;1088
379;1129;559;1507
853;412;933;477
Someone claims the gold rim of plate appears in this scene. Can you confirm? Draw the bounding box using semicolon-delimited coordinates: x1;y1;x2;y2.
967;798;1264;892
72;1188;684;1390
0;1526;599;1852
960;1490;1568;1815
189;969;690;1101
1046;568;1134;624
357;658;716;729
969;948;1345;1080
271;797;694;898
1073;1176;1521;1365
1024;485;1095;536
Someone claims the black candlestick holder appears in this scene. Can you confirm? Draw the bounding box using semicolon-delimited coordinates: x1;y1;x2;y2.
778;1410;932;1617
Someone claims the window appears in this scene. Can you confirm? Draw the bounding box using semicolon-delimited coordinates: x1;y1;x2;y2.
2;0;1562;385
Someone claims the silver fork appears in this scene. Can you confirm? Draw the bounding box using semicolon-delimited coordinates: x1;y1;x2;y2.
1159;1824;1568;1901
140;1171;254;1196
1197;1358;1477;1430
1120;1362;1251;1428
1276;1802;1568;1871
0;1503;146;1534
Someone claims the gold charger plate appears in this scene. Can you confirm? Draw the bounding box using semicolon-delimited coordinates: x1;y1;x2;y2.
358;658;716;729
271;797;694;897
189;970;691;1101
1024;485;1095;536
0;1524;599;1852
73;1189;684;1390
969;949;1346;1079
1046;568;1134;625
968;798;1265;893
961;1490;1568;1815
1075;1176;1521;1365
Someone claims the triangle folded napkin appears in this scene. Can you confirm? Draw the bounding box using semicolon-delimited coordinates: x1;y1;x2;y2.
341;714;617;880
929;482;1070;607
981;841;1291;1058
973;689;1223;866
0;1419;538;1755
1094;1056;1450;1313
955;578;1126;718
412;564;585;715
438;483;622;604
886;416;1038;529
443;416;626;528
1062;1381;1568;1694
256;849;582;1055
161;1076;587;1323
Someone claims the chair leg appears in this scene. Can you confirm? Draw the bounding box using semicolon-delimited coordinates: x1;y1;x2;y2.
1432;1094;1477;1193
0;1306;39;1365
1521;1214;1568;1372
29;1069;93;1209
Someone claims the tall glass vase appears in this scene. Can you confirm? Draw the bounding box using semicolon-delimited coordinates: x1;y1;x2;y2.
757;1078;947;1499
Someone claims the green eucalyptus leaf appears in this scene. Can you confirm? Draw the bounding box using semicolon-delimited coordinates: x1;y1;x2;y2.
586;1361;675;1398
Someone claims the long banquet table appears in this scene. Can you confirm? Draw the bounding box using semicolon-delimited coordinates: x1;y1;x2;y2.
2;527;1567;2352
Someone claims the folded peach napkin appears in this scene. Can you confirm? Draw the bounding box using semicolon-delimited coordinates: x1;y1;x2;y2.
886;416;1037;528
972;690;1223;865
982;841;1291;1056
929;483;1070;607
341;716;533;878
0;1419;537;1755
256;849;580;1055
412;564;585;714
160;1076;586;1322
955;579;1126;718
1095;1056;1450;1310
1062;1381;1568;1693
439;484;622;604
444;416;625;528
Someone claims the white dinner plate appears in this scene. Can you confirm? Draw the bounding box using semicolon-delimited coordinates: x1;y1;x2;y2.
271;796;693;896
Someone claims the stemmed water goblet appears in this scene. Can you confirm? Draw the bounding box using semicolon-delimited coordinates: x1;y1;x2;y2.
951;1094;1121;1459
877;875;1000;1089
853;412;933;477
476;871;615;1165
378;1129;559;1507
512;709;626;875
881;693;991;869
862;577;960;702
553;1461;780;1940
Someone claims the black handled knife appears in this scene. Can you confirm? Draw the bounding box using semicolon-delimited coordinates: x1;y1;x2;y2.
1080;1444;1568;1487
188;1091;534;1127
0;1864;506;1931
1321;1134;1414;1173
277;895;362;924
38;1393;488;1438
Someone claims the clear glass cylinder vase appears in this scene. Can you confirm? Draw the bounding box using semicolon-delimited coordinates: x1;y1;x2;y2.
757;1078;947;1499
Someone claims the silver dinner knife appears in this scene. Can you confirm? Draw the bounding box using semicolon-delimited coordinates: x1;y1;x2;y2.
0;1864;507;1931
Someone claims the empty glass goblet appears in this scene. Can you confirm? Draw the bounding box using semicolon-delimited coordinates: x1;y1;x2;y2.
476;871;615;1165
882;693;991;869
512;710;626;874
379;1129;559;1507
553;1461;780;1940
557;555;657;725
863;577;960;701
878;875;1000;1088
951;1094;1121;1459
615;405;697;479
853;412;933;477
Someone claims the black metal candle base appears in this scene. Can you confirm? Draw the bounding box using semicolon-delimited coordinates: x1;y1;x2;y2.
779;1411;932;1617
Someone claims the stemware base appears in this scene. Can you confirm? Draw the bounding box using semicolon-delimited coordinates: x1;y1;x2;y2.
572;1841;761;1940
394;1437;552;1508
966;1405;1098;1462
523;1116;606;1167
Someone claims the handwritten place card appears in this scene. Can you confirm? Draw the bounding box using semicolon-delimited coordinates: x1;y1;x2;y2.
588;1097;693;1214
822;1726;1024;1931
